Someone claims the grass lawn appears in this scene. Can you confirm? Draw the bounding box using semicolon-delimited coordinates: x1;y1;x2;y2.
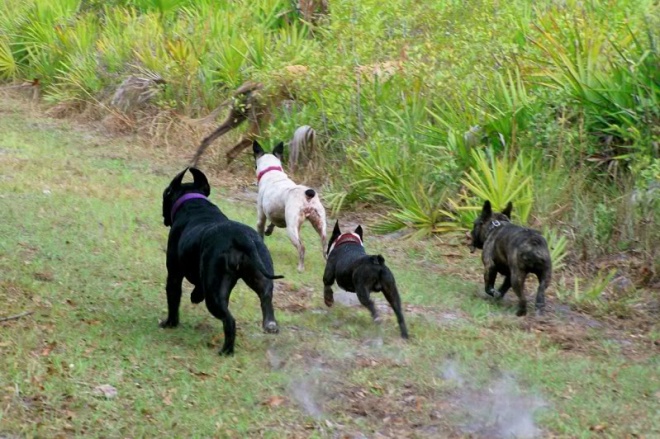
0;97;658;438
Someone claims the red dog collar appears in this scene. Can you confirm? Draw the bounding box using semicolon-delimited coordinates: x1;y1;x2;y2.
328;233;363;255
257;166;284;183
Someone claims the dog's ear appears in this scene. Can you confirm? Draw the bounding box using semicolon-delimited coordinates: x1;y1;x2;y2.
170;167;188;189
272;141;284;160
253;140;265;159
332;220;341;235
354;225;363;242
480;200;492;219
327;220;342;255
501;201;513;219
189;167;210;196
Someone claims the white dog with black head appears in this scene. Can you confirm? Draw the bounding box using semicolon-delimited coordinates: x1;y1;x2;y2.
253;140;327;272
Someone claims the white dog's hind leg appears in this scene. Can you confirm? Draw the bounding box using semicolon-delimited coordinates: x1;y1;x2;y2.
256;204;267;238
284;207;306;271
308;209;327;260
286;223;305;272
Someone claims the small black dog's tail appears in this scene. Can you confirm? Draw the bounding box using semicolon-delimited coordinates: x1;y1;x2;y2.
305;189;316;199
371;255;385;265
232;235;284;280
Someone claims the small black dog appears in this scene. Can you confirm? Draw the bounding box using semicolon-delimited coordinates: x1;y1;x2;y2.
323;221;408;338
467;200;552;316
160;167;281;355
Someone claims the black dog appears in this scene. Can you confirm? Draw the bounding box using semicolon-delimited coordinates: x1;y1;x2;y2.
322;221;408;338
160;167;281;355
467;200;552;316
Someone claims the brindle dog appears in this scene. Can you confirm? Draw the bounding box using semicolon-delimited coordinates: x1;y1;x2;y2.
467;201;552;316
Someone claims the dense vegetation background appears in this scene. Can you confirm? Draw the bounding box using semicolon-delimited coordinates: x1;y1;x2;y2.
1;0;658;297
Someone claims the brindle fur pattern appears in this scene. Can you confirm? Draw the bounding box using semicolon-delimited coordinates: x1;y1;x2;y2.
469;201;552;317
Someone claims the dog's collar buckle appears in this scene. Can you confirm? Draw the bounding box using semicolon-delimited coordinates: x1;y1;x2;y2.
257;166;284;183
171;193;208;223
492;220;501;227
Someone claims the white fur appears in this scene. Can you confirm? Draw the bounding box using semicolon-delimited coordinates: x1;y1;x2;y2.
255;153;327;272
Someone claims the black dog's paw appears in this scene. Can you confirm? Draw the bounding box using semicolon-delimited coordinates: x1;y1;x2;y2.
516;307;528;317
263;321;279;334
265;224;275;236
190;287;204;304
485;288;496;297
159;318;179;328
219;346;235;356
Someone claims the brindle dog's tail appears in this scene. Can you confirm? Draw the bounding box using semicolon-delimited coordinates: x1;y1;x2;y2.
520;235;551;265
232;235;284;280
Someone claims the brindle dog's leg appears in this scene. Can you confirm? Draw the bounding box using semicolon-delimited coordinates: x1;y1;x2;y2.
495;276;511;299
535;269;551;316
511;271;528;316
484;264;498;297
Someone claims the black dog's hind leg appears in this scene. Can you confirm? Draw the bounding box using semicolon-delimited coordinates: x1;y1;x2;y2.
322;265;335;307
190;286;204;304
356;285;379;322
495;276;511;299
381;277;409;339
160;272;183;328
511;272;528;317
205;275;238;355
243;273;279;333
484;264;498;297
534;270;551;316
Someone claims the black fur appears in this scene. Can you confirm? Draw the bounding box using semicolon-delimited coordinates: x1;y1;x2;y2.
323;221;408;338
160;167;281;355
468;200;552;316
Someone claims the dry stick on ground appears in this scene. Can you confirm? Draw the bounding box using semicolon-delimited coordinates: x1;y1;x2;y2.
0;311;34;323
189;81;271;166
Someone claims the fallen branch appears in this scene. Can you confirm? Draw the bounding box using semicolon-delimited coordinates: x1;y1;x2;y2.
0;311;34;323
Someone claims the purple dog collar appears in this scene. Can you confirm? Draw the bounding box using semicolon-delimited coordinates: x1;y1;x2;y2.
171;193;208;223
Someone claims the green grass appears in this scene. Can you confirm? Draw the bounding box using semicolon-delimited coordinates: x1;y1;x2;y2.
0;99;659;437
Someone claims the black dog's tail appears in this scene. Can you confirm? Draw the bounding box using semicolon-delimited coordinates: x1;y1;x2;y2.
371;255;385;265
305;189;316;199
232;235;284;280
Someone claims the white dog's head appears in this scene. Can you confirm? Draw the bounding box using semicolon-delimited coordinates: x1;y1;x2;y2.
253;140;285;176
